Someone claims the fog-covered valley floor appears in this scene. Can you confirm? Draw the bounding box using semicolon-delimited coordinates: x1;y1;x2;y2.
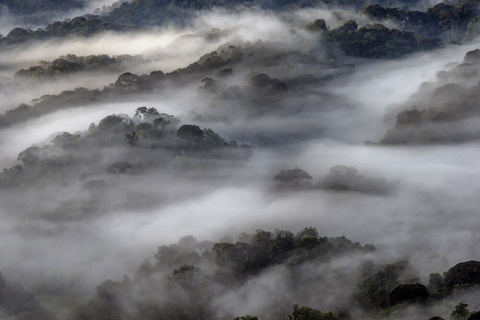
1;2;480;319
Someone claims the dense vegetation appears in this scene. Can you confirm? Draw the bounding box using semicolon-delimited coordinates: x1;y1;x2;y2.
1;229;480;319
14;54;140;79
0;0;85;16
69;229;480;320
4;0;480;59
273;166;390;193
360;1;480;43
381;48;480;144
2;17;133;44
75;227;374;319
0;106;253;189
0;42;309;129
2;0;480;319
318;19;441;58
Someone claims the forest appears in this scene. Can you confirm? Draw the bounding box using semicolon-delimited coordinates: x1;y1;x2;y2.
1;0;480;319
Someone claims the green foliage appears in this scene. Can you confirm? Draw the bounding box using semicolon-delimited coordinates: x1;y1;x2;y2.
2;16;132;44
1;0;476;46
323;21;425;58
0;107;252;188
169;265;202;291
1;0;84;15
444;260;480;292
354;260;419;311
305;19;327;32
75;229;374;320
358;1;480;44
362;4;388;20
274;168;313;188
388;283;429;306
464;16;480;41
203;128;228;148
99;0;420;30
213;228;374;278
289;304;344;320
452;302;471;320
234;316;258;320
70;226;480;320
98;114;130;133
427;272;447;299
15;54;135;79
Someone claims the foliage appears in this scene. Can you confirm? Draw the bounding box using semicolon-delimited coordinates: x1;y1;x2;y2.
1;16;133;44
353;260;419;311
444;260;480;292
77;228;374;320
318;165;388;194
15;54;137;79
322;21;432;58
289;304;344;320
234;316;258;320
1;0;84;15
0;107;252;188
0;271;53;319
0;43;295;130
213;228;374;278
305;19;328;32
274;168;313;186
359;1;480;44
452;302;471;320
1;0;444;46
388;283;429;305
381;48;480;145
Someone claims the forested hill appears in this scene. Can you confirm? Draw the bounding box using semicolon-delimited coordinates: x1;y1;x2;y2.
0;0;85;15
4;0;480;59
97;0;422;27
73;229;480;320
0;0;421;17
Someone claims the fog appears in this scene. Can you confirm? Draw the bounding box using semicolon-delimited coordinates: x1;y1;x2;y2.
1;3;480;320
0;0;128;35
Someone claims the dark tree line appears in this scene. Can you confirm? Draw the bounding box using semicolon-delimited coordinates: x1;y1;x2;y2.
0;106;253;189
381;48;480;144
73;228;480;320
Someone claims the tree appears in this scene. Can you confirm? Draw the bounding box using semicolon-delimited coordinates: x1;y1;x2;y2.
444;260;480;292
234;316;258;320
362;4;388;20
6;27;32;43
469;312;480;320
107;161;133;174
388;283;429;305
169;265;201;292
427;272;446;299
305;19;327;32
125;132;139;146
319;165;388;194
289;305;339;320
52;132;80;149
177;125;204;142
50;58;82;73
273;168;312;187
203;128;227;149
134;106;160;122
17;147;41;168
452;302;471;320
115;72;141;92
296;227;319;239
354;260;417;310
